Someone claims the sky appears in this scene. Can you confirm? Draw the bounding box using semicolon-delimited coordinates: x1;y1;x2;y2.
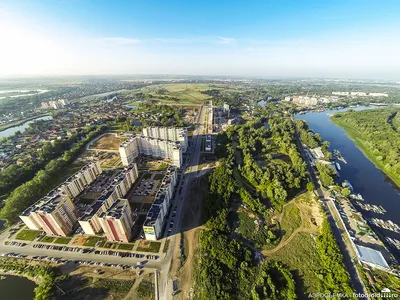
1;0;400;80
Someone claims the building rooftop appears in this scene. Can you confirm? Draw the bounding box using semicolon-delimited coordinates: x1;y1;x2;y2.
99;199;129;219
355;244;390;269
143;166;176;226
22;193;70;216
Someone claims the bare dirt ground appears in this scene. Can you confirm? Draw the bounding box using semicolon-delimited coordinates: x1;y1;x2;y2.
169;174;210;299
90;134;126;151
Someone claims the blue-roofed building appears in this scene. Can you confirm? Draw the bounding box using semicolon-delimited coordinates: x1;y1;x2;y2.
355;244;390;270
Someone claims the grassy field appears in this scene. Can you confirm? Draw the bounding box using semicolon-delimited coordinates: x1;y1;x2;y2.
117;243;134;251
38;235;55;243
332;117;400;187
268;232;324;297
136;278;155;300
83;236;103;247
90;133;126;151
153;173;165;180
92;278;134;296
139;83;213;104
280;203;302;242
163;240;170;253
137;241;161;253
54;237;72;244
15;229;41;241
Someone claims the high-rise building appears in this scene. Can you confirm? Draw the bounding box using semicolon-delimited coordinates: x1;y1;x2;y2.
78;164;139;235
20;193;79;236
119;135;182;168
59;162;102;198
143;166;177;240
98;199;133;243
119;136;140;166
142;127;188;152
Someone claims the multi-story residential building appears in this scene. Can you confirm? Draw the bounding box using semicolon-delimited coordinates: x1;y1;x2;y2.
138;137;182;167
98;199;133;243
59;162;102;198
78;164;139;235
40;99;69;110
208;100;213;134
119;135;182;168
119;136;140;166
20;193;79;236
142;127;188;152
143;166;177;240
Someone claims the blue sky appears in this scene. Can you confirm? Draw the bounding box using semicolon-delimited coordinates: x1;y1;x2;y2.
1;0;400;79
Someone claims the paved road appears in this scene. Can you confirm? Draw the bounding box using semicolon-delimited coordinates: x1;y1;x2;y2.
159;105;206;300
291;116;367;297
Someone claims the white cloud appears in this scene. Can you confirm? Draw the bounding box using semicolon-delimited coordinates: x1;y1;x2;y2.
93;37;140;45
217;37;237;45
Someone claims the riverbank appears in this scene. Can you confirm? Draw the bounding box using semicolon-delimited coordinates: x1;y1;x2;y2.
0;114;50;132
0;269;40;285
331;116;400;188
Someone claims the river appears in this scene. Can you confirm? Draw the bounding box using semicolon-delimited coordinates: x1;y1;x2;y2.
0;275;37;299
0;115;53;139
81;89;127;99
295;106;400;253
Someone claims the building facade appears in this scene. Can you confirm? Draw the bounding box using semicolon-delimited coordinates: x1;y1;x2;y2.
78;164;139;235
20;193;79;236
98;199;133;243
59;162;102;198
119;135;182;168
142;127;188;152
143;166;177;240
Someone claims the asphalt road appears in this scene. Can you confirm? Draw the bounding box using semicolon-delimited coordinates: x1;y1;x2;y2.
159;105;206;300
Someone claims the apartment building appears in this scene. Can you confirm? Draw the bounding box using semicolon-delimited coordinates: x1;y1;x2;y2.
20;193;79;237
138;137;182;167
119;136;140;166
143;166;177;240
119;135;182;168
142;127;188;152
78;163;139;235
98;199;133;243
59;162;102;198
41;99;69;110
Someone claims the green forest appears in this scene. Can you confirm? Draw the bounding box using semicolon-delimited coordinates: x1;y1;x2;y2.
194;104;355;299
331;108;400;187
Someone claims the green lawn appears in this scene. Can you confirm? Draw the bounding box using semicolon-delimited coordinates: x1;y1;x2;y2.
268;232;324;297
142;173;152;179
117;243;134;251
163;240;170;253
139;83;213;104
54;237;72;244
15;229;41;241
84;236;103;247
38;235;55;243
153;173;165;180
137;241;161;253
101;242;115;249
93;278;134;294
280;203;301;242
